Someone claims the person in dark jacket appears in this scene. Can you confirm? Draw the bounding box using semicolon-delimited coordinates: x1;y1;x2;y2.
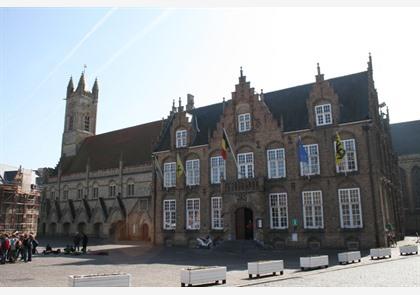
81;233;88;253
73;232;81;252
24;233;33;262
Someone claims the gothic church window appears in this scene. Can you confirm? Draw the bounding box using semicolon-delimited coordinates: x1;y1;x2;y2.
84;116;90;132
109;182;116;197
315;104;332;126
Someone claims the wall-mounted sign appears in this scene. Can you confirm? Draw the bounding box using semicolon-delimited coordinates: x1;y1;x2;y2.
292;218;298;226
291;233;298;242
256;218;263;229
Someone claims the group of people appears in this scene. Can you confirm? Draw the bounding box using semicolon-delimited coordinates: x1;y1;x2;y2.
73;232;89;253
0;232;39;264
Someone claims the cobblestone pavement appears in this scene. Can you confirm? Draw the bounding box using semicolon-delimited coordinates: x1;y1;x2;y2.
0;237;419;287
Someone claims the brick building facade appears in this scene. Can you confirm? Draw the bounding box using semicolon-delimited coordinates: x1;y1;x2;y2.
153;56;403;249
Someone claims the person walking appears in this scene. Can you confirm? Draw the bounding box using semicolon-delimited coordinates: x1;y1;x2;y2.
73;232;81;252
81;233;88;253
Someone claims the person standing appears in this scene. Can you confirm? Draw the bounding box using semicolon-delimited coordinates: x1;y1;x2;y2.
81;233;88;253
73;232;81;252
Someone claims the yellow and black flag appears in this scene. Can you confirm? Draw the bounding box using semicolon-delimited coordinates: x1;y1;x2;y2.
176;153;184;177
335;132;346;165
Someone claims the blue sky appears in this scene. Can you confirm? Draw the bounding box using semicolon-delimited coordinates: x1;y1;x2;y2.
1;7;420;170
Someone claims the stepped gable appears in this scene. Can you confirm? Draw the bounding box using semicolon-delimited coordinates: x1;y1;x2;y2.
264;71;370;132
58;120;164;175
390;120;420;156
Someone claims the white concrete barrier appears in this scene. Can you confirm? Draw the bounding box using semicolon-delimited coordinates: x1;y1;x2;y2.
338;251;361;265
180;266;226;287
68;273;131;287
399;245;418;256
248;260;284;278
370;248;392;259
300;255;329;270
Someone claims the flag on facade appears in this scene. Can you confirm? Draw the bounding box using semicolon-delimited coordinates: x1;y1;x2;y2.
335;132;346;165
153;155;163;180
176;153;184;177
221;128;231;160
297;136;309;164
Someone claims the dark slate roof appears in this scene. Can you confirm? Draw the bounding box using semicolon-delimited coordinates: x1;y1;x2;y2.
57;120;164;175
264;71;370;132
390;120;420;156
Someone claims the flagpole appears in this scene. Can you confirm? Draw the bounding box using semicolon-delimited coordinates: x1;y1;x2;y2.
223;128;239;173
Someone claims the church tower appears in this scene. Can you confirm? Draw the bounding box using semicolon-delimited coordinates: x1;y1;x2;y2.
61;72;99;157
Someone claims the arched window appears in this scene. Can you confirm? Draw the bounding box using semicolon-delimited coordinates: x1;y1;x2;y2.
411;166;420;208
109;181;116;197
84;115;90;132
63;186;69;201
92;183;99;199
127;180;135;196
77;184;84;199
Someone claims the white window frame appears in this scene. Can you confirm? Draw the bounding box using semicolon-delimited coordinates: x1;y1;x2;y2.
302;191;324;229
186;198;200;230
269;193;288;229
127;182;135;196
336;139;358;173
210;156;226;184
163;199;176;230
186;159;200;186
176;129;187;148
238;152;254;179
238;113;251;132
109;183;116;197
300;144;320;176
338;188;363;229
164;162;176;188
211;197;224;230
315;103;332;126
267;148;286;179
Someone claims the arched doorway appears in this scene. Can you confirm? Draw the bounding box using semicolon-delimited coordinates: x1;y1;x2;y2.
77;222;86;234
49;223;57;236
94;223;102;238
235;207;253;240
63;222;71;236
109;221;125;241
140;223;149;241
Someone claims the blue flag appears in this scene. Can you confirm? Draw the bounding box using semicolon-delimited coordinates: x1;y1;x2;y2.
298;136;309;163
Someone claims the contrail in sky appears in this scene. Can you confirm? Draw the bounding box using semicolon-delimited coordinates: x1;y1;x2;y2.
92;9;172;77
4;7;117;124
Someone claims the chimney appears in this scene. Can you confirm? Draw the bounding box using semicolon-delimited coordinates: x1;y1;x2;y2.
186;94;194;111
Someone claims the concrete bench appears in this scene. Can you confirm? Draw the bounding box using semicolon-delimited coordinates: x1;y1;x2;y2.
68;273;131;287
370;248;391;259
338;251;361;265
248;260;284;278
300;255;329;270
180;266;226;287
399;245;418;256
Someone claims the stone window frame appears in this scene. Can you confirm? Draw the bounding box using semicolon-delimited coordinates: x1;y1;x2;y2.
267;148;286;179
335;138;358;173
108;181;116;197
163;199;176;230
237;152;254;179
176;129;188;148
269;193;288;229
62;186;69;201
238;113;251;133
126;180;135;197
210;156;226;184
315;103;332;126
186;198;200;230
84;115;90;132
300;144;320;176
338;188;363;229
302;190;324;229
186;159;200;186
77;184;84;199
92;183;99;199
211;196;223;230
163;162;176;188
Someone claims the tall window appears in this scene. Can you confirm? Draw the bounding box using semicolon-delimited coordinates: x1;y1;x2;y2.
315;104;332;126
186;159;200;186
164;162;176;188
211;197;223;230
63;188;68;201
186;198;200;230
50;191;55;200
302;191;324;229
336;139;358;173
77;186;83;199
300;144;320;176
176;129;187;148
84;115;90;131
267;148;286;178
269;193;288;229
127;182;135;196
210;156;225;184
339;188;363;228
109;183;116;197
92;185;99;199
238;113;251;132
163;199;176;230
238;152;254;179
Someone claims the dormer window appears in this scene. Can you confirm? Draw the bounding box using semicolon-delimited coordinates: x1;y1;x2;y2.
315;104;332;126
176;129;187;148
238;113;251;132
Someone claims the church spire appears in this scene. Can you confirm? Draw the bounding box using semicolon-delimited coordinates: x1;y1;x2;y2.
92;78;99;100
67;76;74;98
76;72;86;93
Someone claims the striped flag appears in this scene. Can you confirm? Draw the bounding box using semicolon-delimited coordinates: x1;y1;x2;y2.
221;128;231;160
176;153;184;177
335;132;346;165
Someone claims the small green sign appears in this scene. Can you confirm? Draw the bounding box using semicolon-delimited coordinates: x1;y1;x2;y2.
292;218;298;226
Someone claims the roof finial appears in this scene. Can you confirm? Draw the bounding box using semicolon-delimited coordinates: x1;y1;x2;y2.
317;62;321;75
240;66;243;77
368;52;373;74
315;62;324;83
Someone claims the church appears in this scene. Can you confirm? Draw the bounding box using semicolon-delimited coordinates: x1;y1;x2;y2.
40;55;403;249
